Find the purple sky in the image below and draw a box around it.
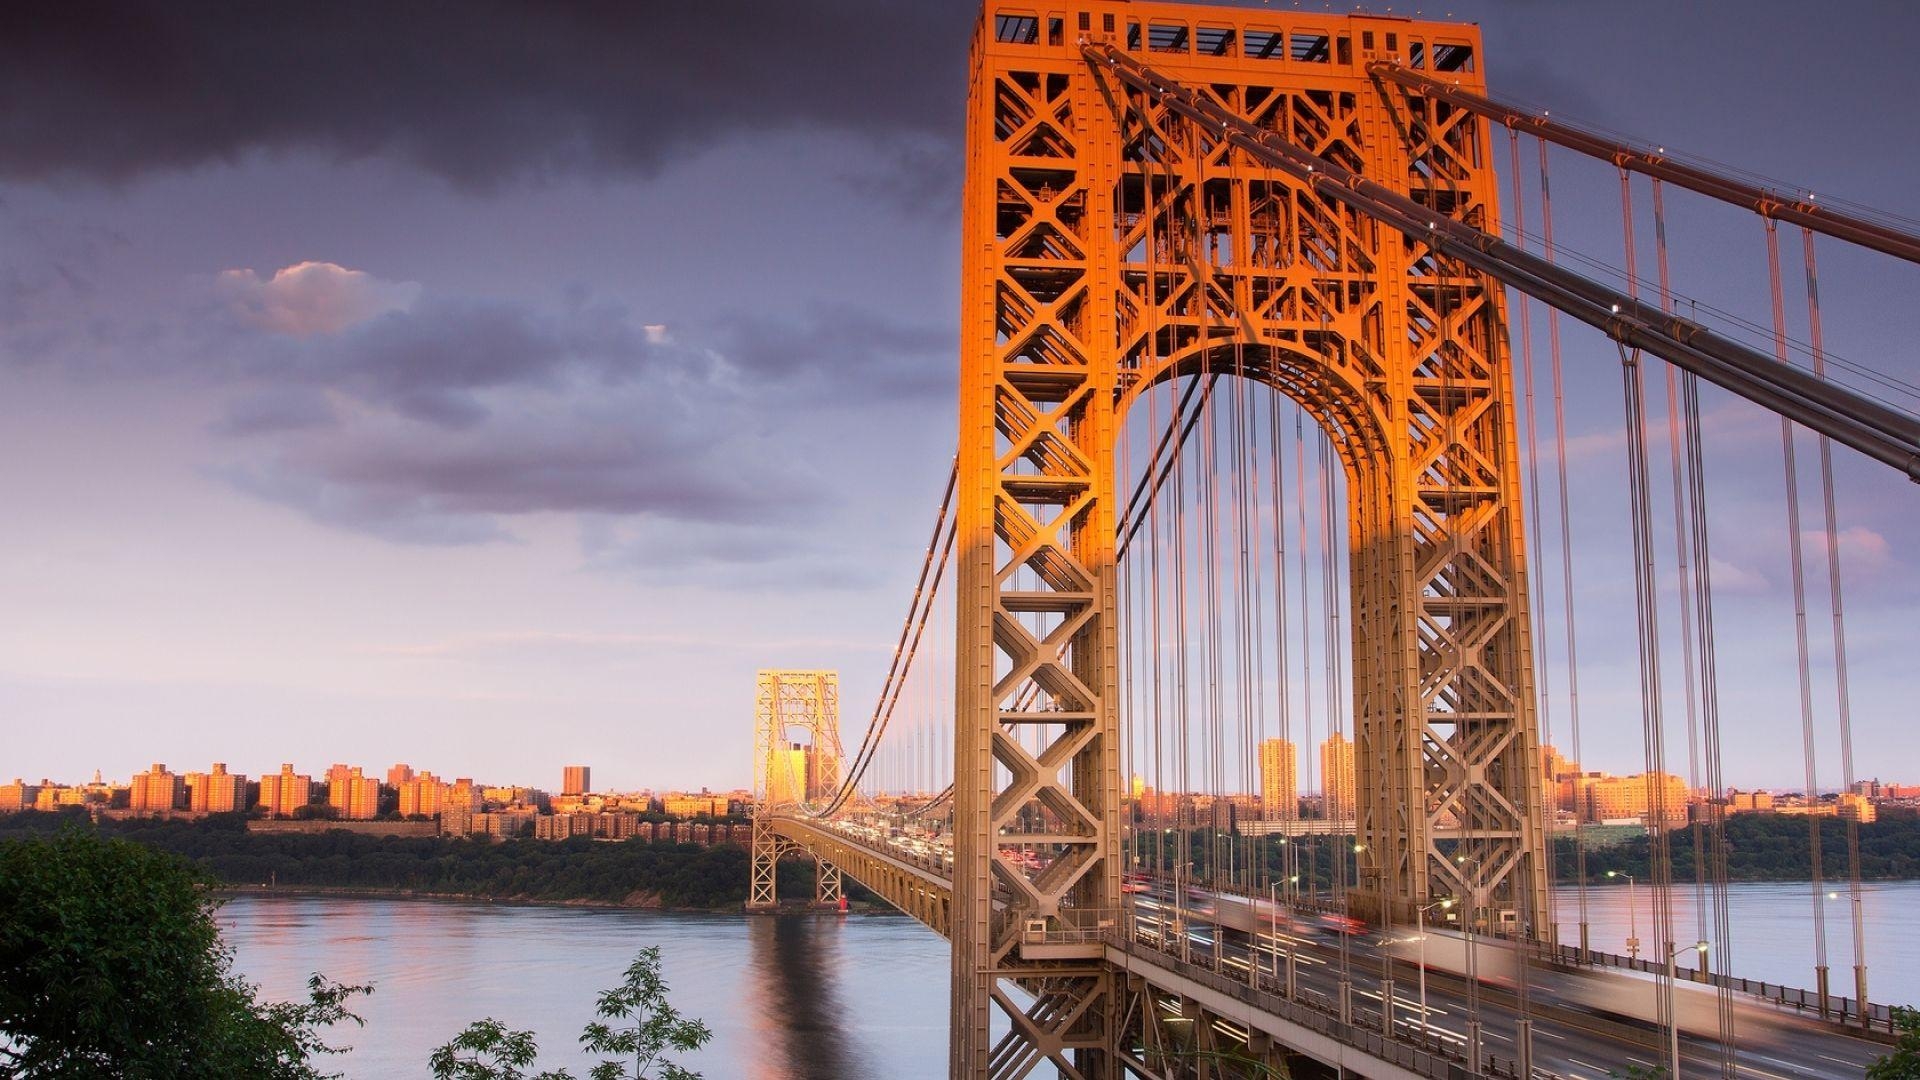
[1,1,1916,794]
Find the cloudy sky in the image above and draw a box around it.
[1,1,1915,794]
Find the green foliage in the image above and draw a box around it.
[427,948,710,1080]
[0,811,873,909]
[579,947,712,1080]
[1869,1007,1920,1079]
[429,1018,576,1080]
[0,828,369,1078]
[1607,1066,1668,1079]
[1556,808,1920,883]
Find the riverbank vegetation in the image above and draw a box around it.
[0,811,861,911]
[1555,808,1920,883]
[0,829,370,1077]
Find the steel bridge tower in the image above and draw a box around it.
[749,669,845,910]
[954,3,1547,1073]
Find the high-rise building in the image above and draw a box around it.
[387,763,415,787]
[1320,735,1356,822]
[1129,774,1146,800]
[328,767,380,820]
[130,763,186,814]
[0,778,39,812]
[1838,792,1878,823]
[1258,738,1298,821]
[188,763,247,813]
[442,778,482,836]
[562,765,591,796]
[767,744,809,806]
[1540,745,1577,813]
[1581,772,1688,827]
[259,764,313,817]
[398,772,444,818]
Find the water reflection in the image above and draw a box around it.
[223,897,950,1077]
[749,916,866,1080]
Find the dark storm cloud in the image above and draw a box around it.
[208,387,337,436]
[205,283,950,548]
[0,1,973,190]
[713,302,953,404]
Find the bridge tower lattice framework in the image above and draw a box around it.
[749,669,846,910]
[952,3,1549,1075]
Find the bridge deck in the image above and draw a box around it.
[766,814,1891,1080]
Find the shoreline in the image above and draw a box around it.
[213,882,896,916]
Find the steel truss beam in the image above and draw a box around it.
[1094,45,1920,482]
[750,671,846,910]
[1369,61,1920,267]
[957,7,1549,1077]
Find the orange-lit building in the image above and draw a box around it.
[1725,789,1775,813]
[0,778,39,812]
[187,763,247,813]
[1258,738,1298,821]
[259,764,313,817]
[398,772,444,818]
[562,764,591,796]
[1581,772,1688,827]
[329,766,380,821]
[130,763,186,814]
[1320,734,1355,821]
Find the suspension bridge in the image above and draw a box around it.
[748,3,1917,1077]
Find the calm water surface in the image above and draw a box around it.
[1550,878,1920,1005]
[223,881,1920,1077]
[221,897,948,1078]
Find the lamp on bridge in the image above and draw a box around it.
[1413,898,1455,1040]
[1826,889,1871,1027]
[1663,940,1710,1080]
[1606,870,1642,960]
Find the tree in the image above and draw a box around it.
[1870,1007,1920,1079]
[0,827,369,1078]
[429,1019,576,1080]
[579,947,713,1080]
[428,947,710,1080]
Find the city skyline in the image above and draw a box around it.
[1,1,1916,793]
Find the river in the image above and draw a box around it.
[221,881,1920,1077]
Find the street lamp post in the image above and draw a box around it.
[1607,870,1641,960]
[1665,940,1709,1079]
[1827,889,1870,1027]
[1414,899,1455,1040]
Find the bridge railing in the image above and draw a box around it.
[1110,914,1533,1080]
[1548,942,1895,1033]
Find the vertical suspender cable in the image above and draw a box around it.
[1618,168,1679,1069]
[1801,227,1868,1022]
[1506,125,1558,940]
[1680,291,1739,1073]
[1652,180,1713,982]
[1270,374,1297,905]
[1537,138,1592,961]
[1296,410,1317,909]
[1766,220,1831,1012]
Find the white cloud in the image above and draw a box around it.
[1804,525,1894,574]
[1706,556,1770,594]
[217,260,420,337]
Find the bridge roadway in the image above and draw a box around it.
[767,815,1888,1079]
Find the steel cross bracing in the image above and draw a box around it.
[749,670,847,910]
[760,821,1891,1080]
[751,3,1920,1077]
[949,5,1555,1075]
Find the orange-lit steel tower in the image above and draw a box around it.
[955,3,1546,1073]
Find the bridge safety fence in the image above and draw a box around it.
[1547,942,1895,1033]
[1114,921,1538,1079]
